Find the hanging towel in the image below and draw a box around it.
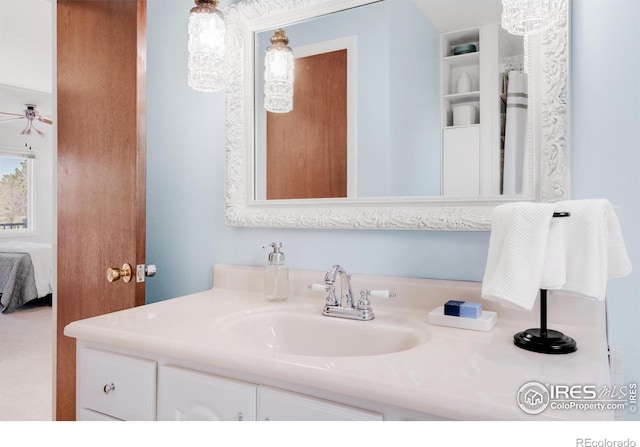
[502,71,528,195]
[481,199,632,311]
[481,202,557,310]
[547,199,632,300]
[539,215,567,290]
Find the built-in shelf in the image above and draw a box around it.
[440,24,525,197]
[442,91,481,105]
[442,51,480,68]
[441,27,483,195]
[441,27,481,129]
[446,123,480,130]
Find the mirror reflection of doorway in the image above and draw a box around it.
[266,49,347,200]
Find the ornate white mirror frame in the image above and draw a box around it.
[224,0,569,230]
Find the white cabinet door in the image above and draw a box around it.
[442,126,480,196]
[257,386,382,421]
[77,348,156,421]
[157,366,257,421]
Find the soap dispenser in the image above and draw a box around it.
[263,242,289,302]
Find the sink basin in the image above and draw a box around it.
[215,307,426,357]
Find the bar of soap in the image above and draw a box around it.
[460,302,482,319]
[444,300,482,319]
[444,300,465,316]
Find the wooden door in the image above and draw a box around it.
[266,50,347,199]
[56,0,146,421]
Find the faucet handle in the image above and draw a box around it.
[309,283,329,292]
[309,283,339,306]
[357,289,395,312]
[369,289,397,299]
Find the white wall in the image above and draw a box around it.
[0,0,54,244]
[0,0,53,92]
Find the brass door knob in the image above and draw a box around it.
[107,263,132,283]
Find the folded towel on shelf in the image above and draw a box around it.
[481,199,632,311]
[481,202,557,310]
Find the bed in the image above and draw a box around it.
[0,242,53,313]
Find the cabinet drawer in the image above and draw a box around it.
[257,387,383,421]
[78,348,156,421]
[77,408,122,421]
[157,366,256,421]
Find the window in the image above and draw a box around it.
[0,151,34,232]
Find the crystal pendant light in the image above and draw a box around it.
[501,0,551,72]
[188,0,225,92]
[264,29,294,113]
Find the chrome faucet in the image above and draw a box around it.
[323,264,355,309]
[309,265,396,321]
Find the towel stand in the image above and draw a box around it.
[513,212,578,354]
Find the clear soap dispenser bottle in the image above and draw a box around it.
[263,242,289,302]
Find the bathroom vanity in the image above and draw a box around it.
[64,264,614,421]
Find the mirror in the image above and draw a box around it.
[224,0,569,230]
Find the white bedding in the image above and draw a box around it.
[0,241,52,298]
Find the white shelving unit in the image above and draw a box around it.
[441,28,480,129]
[440,25,502,196]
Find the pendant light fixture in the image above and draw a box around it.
[264,29,294,113]
[501,0,551,72]
[188,0,226,92]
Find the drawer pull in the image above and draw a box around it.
[237,411,244,421]
[103,383,116,395]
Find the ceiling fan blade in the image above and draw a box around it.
[0,111,23,117]
[37,116,53,125]
[0,117,23,124]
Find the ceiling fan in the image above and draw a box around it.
[0,104,52,137]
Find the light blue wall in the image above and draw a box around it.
[147,0,639,420]
[388,0,440,196]
[571,0,640,420]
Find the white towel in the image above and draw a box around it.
[481,202,557,310]
[548,199,632,300]
[481,200,632,311]
[539,215,567,289]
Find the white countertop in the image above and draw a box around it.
[64,264,615,421]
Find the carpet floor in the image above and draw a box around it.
[0,299,53,421]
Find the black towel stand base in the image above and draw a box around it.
[513,328,577,354]
[513,289,577,354]
[513,212,577,355]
